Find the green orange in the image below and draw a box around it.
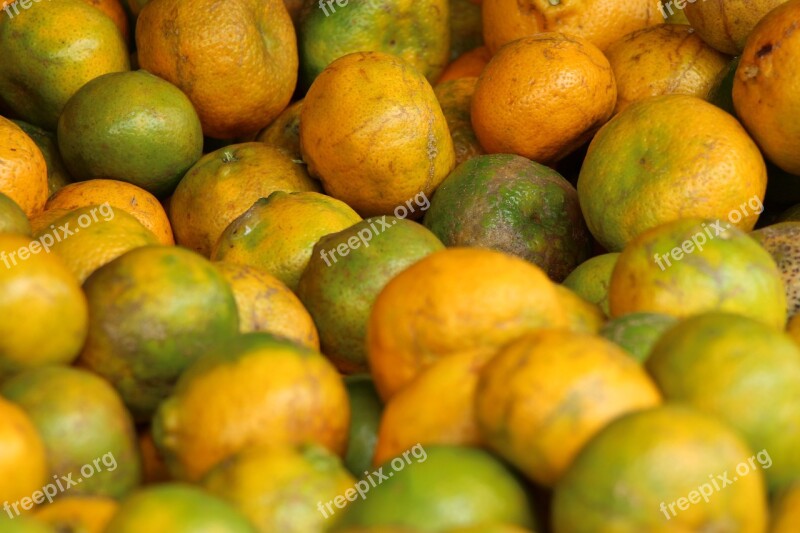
[343,375,383,477]
[0,191,31,236]
[562,253,620,316]
[599,312,678,363]
[12,121,73,196]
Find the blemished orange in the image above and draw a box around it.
[169,142,319,257]
[482,0,661,53]
[300,51,455,217]
[46,179,174,245]
[0,116,48,217]
[438,46,492,84]
[471,33,616,164]
[213,261,320,350]
[605,23,729,114]
[255,100,304,162]
[684,0,789,55]
[733,0,800,175]
[476,329,662,487]
[372,351,492,467]
[367,248,568,400]
[136,0,297,139]
[578,95,767,252]
[433,78,485,166]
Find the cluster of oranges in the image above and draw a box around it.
[2,0,800,531]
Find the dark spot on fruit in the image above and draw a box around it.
[757,44,773,58]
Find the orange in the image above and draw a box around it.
[684,0,789,54]
[34,496,119,533]
[476,329,661,487]
[46,179,173,245]
[751,222,800,318]
[152,333,349,481]
[300,52,455,217]
[201,444,355,531]
[562,253,620,316]
[433,78,485,166]
[482,0,661,53]
[552,406,768,532]
[554,285,606,334]
[0,0,130,130]
[647,312,800,491]
[255,100,304,162]
[212,191,362,291]
[136,0,297,139]
[471,33,616,164]
[0,397,48,509]
[0,234,88,378]
[57,70,204,197]
[34,205,160,283]
[12,120,74,197]
[605,24,729,114]
[77,245,240,422]
[438,46,492,84]
[104,484,256,533]
[733,0,800,175]
[170,143,319,257]
[297,0,450,87]
[578,95,767,251]
[372,351,491,467]
[367,248,568,400]
[0,191,32,236]
[0,117,48,217]
[81,0,130,42]
[213,261,320,350]
[609,218,787,329]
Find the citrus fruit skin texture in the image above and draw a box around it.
[684,0,790,55]
[438,46,492,83]
[214,261,320,350]
[300,51,455,217]
[77,245,240,422]
[1,366,142,499]
[578,95,767,252]
[605,23,729,114]
[12,120,74,197]
[647,312,800,492]
[0,0,130,130]
[552,406,768,532]
[599,312,678,363]
[476,329,661,487]
[751,222,800,318]
[337,446,536,531]
[0,191,32,236]
[212,191,361,292]
[472,33,616,165]
[298,0,450,87]
[46,179,174,246]
[57,70,204,198]
[0,397,48,507]
[609,218,787,329]
[136,0,297,139]
[170,142,319,258]
[733,0,800,175]
[367,248,568,400]
[298,217,443,374]
[482,0,661,53]
[104,484,257,533]
[423,154,590,282]
[562,253,620,316]
[33,496,119,533]
[0,233,88,378]
[201,444,355,533]
[433,78,486,166]
[152,333,349,482]
[0,117,48,217]
[255,100,304,161]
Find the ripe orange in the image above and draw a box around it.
[433,78,485,166]
[476,329,661,487]
[300,52,455,217]
[482,0,661,53]
[136,0,297,139]
[733,0,800,175]
[46,179,173,246]
[472,33,616,164]
[438,46,492,84]
[605,24,729,114]
[0,397,48,508]
[684,0,789,54]
[254,100,304,161]
[367,248,567,399]
[0,117,48,217]
[578,95,767,251]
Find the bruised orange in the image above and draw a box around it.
[136,0,297,139]
[684,0,789,54]
[472,33,616,164]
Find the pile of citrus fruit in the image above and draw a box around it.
[2,0,800,530]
